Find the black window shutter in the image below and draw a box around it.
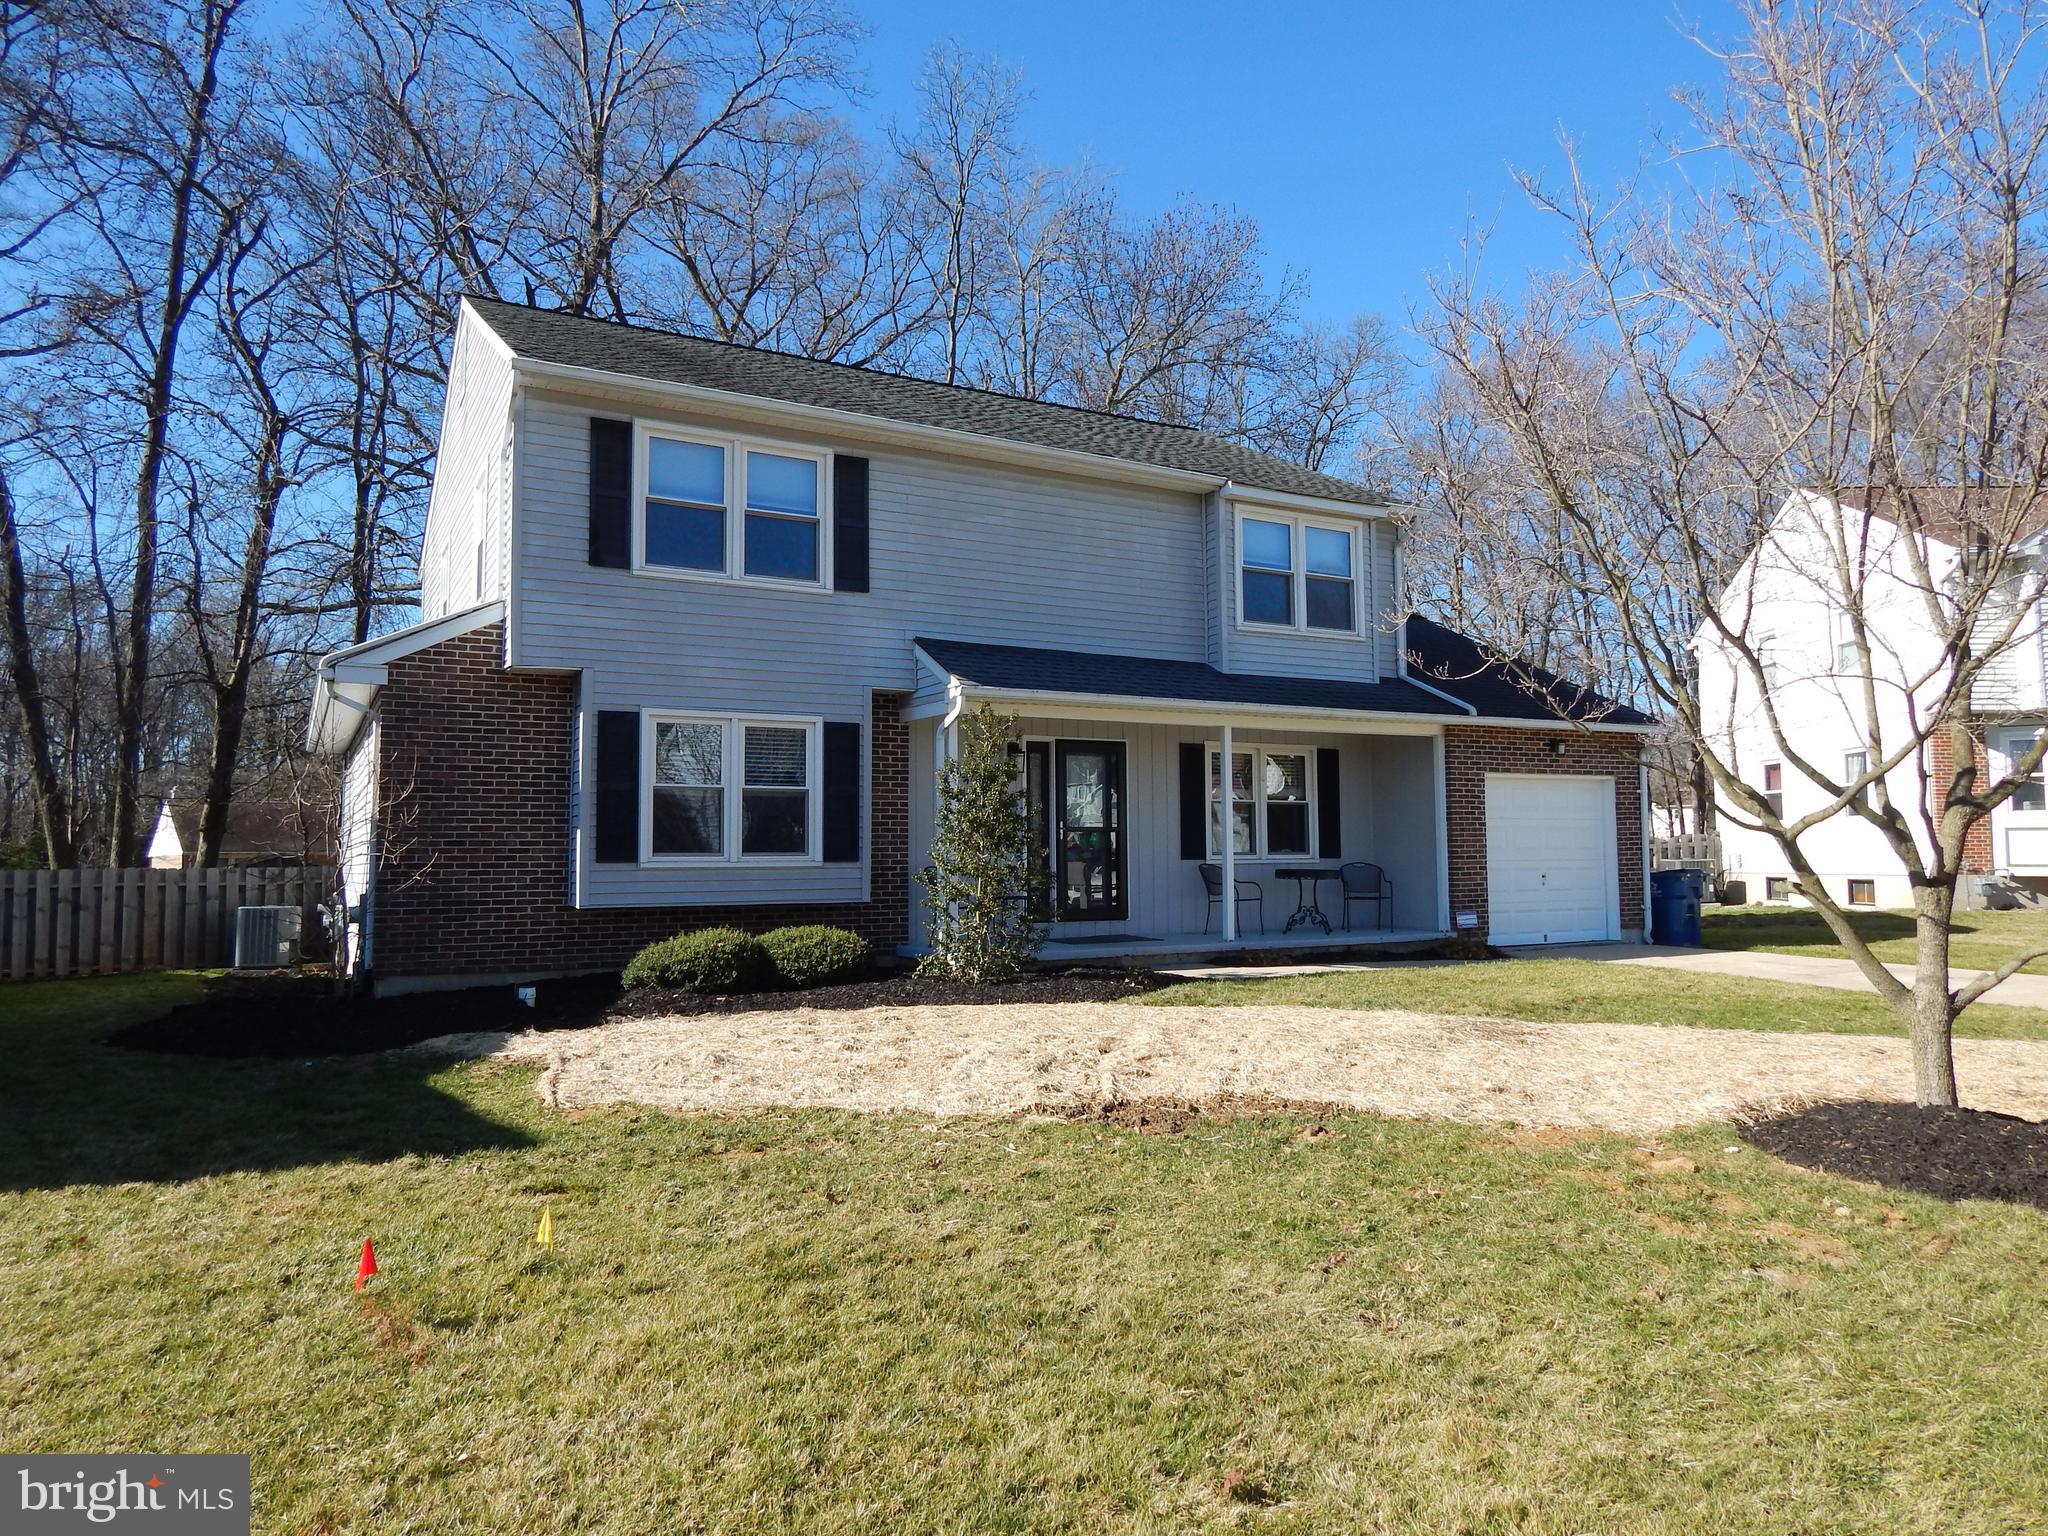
[594,710,639,863]
[1316,747,1342,859]
[832,455,869,592]
[822,721,861,862]
[589,417,632,569]
[1179,742,1206,860]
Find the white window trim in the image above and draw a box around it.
[632,421,834,593]
[1234,507,1367,639]
[1204,741,1317,861]
[1995,726,2048,814]
[641,709,823,866]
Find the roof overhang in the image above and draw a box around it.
[908,640,1655,736]
[306,601,505,755]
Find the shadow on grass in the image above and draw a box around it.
[0,983,535,1191]
[1739,1100,2048,1208]
[1705,909,1920,949]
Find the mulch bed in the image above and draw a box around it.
[107,965,1160,1060]
[609,966,1158,1019]
[1740,1099,2048,1208]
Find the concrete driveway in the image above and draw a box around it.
[1529,943,2048,1011]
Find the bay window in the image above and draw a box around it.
[1237,508,1362,635]
[645,712,819,862]
[638,425,829,588]
[1208,744,1314,858]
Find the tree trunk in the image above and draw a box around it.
[0,468,75,867]
[1910,888,1961,1108]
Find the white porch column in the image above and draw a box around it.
[1220,721,1237,941]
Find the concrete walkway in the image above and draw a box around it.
[1529,942,2048,1010]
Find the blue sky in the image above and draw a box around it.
[850,0,1744,325]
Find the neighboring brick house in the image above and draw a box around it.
[310,298,1653,993]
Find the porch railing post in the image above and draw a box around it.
[1220,722,1237,942]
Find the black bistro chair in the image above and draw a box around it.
[1199,862,1265,935]
[1339,861,1393,931]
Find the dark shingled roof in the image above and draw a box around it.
[465,296,1385,507]
[1403,614,1655,725]
[915,636,1470,718]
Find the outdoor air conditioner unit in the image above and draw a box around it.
[234,905,303,969]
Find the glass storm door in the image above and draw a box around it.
[1054,741,1126,921]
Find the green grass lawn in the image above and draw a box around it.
[1704,903,2048,976]
[1146,956,2048,1040]
[4,973,2048,1532]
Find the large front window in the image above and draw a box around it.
[1208,744,1314,858]
[1237,510,1361,635]
[640,426,829,587]
[645,712,818,861]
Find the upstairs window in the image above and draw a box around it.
[744,451,820,582]
[1762,760,1784,819]
[1844,749,1870,809]
[645,437,727,572]
[639,427,828,588]
[1241,518,1293,626]
[1757,632,1781,692]
[1237,510,1363,636]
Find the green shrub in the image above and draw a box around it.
[761,925,872,989]
[620,927,771,993]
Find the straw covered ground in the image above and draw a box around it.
[417,1001,2048,1133]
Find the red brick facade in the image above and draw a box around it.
[365,622,910,986]
[1926,725,1995,872]
[1442,725,1646,943]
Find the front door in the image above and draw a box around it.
[1053,740,1126,921]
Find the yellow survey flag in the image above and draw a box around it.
[535,1205,553,1249]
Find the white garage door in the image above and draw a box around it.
[1484,774,1620,946]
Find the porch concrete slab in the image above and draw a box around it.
[1521,942,2048,1011]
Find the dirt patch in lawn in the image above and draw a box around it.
[1739,1100,2048,1208]
[107,967,1156,1058]
[1033,1091,1346,1134]
[429,1002,2048,1135]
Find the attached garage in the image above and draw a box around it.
[1483,773,1622,946]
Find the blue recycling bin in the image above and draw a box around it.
[1649,869,1702,946]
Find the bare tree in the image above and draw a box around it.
[1417,0,2048,1105]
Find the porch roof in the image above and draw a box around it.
[914,636,1470,720]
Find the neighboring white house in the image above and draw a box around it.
[1698,488,2048,908]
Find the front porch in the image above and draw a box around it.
[1036,923,1449,965]
[906,638,1464,964]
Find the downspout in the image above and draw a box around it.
[1639,760,1654,941]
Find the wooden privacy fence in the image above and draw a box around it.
[0,866,338,981]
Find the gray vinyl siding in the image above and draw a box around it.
[907,715,1441,946]
[420,318,515,621]
[1371,524,1400,677]
[1218,501,1386,681]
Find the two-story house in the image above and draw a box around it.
[1700,488,2048,909]
[307,298,1653,993]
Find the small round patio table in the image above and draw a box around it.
[1274,866,1341,935]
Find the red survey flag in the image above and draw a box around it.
[355,1239,378,1290]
